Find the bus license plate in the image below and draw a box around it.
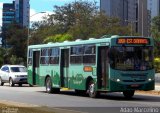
[131,84,139,87]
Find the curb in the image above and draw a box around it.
[136,90,160,95]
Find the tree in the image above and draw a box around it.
[43,34,73,43]
[30,0,131,44]
[0,48,6,66]
[151,16,160,57]
[5,23,27,64]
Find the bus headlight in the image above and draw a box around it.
[116,79,121,82]
[148,78,152,81]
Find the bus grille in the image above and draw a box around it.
[121,73,146,77]
[123,80,146,82]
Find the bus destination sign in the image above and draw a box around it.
[117,38,149,45]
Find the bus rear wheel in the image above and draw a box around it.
[45,77,60,94]
[123,90,135,99]
[88,81,98,98]
[46,77,54,93]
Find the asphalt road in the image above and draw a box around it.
[0,84,160,113]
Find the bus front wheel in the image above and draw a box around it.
[123,90,135,99]
[45,77,54,93]
[88,81,98,98]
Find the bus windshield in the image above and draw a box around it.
[109,46,154,71]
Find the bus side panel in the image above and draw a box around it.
[27,66,33,85]
[39,65,60,87]
[69,65,86,90]
[51,65,60,87]
[39,66,49,86]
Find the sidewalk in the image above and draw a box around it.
[155,83,160,91]
[155,73,160,91]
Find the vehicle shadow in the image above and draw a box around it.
[3,84,32,87]
[37,90,160,102]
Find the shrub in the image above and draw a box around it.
[154,57,160,73]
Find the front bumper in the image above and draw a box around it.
[13,77,28,84]
[109,80,155,92]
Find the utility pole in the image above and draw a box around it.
[125,20,138,36]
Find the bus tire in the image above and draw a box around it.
[87,80,98,98]
[45,77,54,93]
[19,83,22,87]
[123,90,135,99]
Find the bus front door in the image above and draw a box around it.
[32,51,40,85]
[97,46,109,89]
[60,49,69,88]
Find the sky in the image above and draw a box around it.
[0,0,99,26]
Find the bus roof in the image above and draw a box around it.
[28,35,153,49]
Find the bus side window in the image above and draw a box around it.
[83,45,96,64]
[50,48,59,64]
[40,48,49,65]
[70,46,83,64]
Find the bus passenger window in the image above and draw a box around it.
[83,45,96,64]
[70,46,83,64]
[50,48,59,64]
[40,48,49,65]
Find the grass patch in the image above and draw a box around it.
[136,90,160,95]
[0,103,55,113]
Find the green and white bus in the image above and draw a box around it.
[27,35,155,98]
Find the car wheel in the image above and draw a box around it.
[9,78,14,87]
[19,83,22,87]
[0,77,4,86]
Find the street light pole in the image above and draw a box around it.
[125,20,138,36]
[142,0,144,36]
[27,12,46,47]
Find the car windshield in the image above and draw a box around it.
[10,67,27,72]
[109,46,154,71]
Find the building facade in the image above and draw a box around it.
[2,1,15,47]
[2,0,30,47]
[100,0,149,37]
[100,0,137,25]
[137,0,149,37]
[2,2,15,27]
[15,0,30,27]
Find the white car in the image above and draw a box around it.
[0,65,27,87]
